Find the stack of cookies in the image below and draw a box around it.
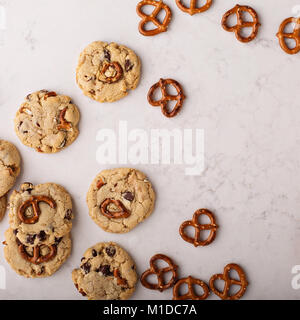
[0,139,21,221]
[3,182,74,278]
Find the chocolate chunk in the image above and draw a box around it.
[55,237,63,245]
[98,265,113,276]
[26,234,36,245]
[81,262,91,274]
[64,209,72,220]
[38,231,46,241]
[92,249,97,257]
[104,49,111,61]
[105,246,116,257]
[122,191,134,202]
[125,60,133,72]
[13,229,18,235]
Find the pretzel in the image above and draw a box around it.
[147,78,185,118]
[276,17,300,55]
[140,254,178,291]
[173,276,210,300]
[114,269,128,287]
[57,107,72,131]
[100,62,123,83]
[44,91,57,100]
[18,196,56,224]
[18,243,57,265]
[209,263,248,300]
[221,5,260,43]
[179,209,218,247]
[175,0,212,16]
[96,177,106,189]
[137,0,172,36]
[100,199,130,219]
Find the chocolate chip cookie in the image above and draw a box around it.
[0,139,21,197]
[76,41,141,103]
[0,195,7,221]
[86,168,155,233]
[14,90,80,153]
[72,242,137,300]
[4,228,71,278]
[9,182,74,246]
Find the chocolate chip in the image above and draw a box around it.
[13,229,18,235]
[131,265,135,270]
[105,246,116,257]
[64,209,72,220]
[92,249,97,257]
[89,89,95,95]
[81,257,85,262]
[38,267,45,275]
[98,265,113,276]
[38,231,46,241]
[81,262,91,274]
[16,238,22,246]
[26,234,36,245]
[55,237,63,245]
[23,131,28,134]
[125,60,133,72]
[122,191,134,202]
[36,122,40,127]
[104,49,111,61]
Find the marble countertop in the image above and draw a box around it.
[0,0,299,300]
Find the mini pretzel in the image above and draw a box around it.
[140,254,178,292]
[18,196,56,224]
[173,276,210,300]
[209,263,248,300]
[221,5,260,43]
[100,199,130,219]
[175,0,212,16]
[137,0,172,36]
[276,17,300,55]
[148,78,185,118]
[57,107,72,131]
[179,209,218,247]
[18,243,57,265]
[100,62,123,83]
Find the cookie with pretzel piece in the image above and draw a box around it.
[87,168,155,233]
[9,182,74,246]
[76,41,141,103]
[0,139,21,197]
[3,228,71,278]
[14,90,80,153]
[72,242,137,300]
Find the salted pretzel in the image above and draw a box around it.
[175,0,212,16]
[140,254,178,291]
[100,61,123,83]
[100,199,130,219]
[173,276,210,300]
[137,0,172,36]
[147,78,185,118]
[179,209,218,247]
[221,5,260,43]
[18,243,57,265]
[18,196,56,224]
[209,263,248,300]
[276,17,300,55]
[57,107,72,131]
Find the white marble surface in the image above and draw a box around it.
[0,0,299,300]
